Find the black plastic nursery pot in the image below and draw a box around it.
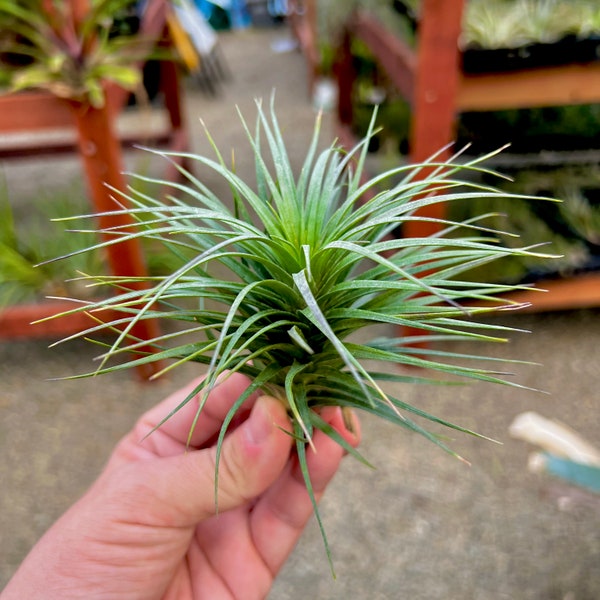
[461,35,600,74]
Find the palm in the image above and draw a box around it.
[92,374,356,600]
[174,476,298,600]
[1,374,358,600]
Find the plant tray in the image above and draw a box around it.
[462,35,600,74]
[0,300,121,340]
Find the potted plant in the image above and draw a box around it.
[45,101,551,566]
[461,0,600,73]
[0,0,150,105]
[0,0,167,372]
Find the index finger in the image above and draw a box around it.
[137,372,259,454]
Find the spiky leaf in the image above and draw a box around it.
[42,102,554,568]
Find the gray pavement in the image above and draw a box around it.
[1,26,600,599]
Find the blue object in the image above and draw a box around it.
[229,0,251,28]
[195,0,251,29]
[542,453,600,493]
[194,0,215,19]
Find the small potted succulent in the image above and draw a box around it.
[45,101,550,565]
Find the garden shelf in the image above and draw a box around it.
[296,0,600,312]
[0,300,120,340]
[0,300,161,380]
[0,0,191,378]
[462,35,600,75]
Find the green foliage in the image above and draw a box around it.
[0,0,154,106]
[45,102,552,567]
[560,187,600,246]
[463,0,600,49]
[0,180,105,307]
[503,166,600,251]
[0,170,188,308]
[447,164,600,282]
[458,104,600,155]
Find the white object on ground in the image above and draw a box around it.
[509,411,600,466]
[312,78,337,112]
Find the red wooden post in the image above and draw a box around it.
[335,28,356,128]
[67,0,162,379]
[69,100,163,380]
[401,1,465,344]
[406,0,465,238]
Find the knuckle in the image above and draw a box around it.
[213,442,254,504]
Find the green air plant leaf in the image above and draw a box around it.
[43,101,554,571]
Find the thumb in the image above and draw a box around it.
[135,395,294,526]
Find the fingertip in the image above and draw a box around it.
[245,395,291,446]
[319,406,361,448]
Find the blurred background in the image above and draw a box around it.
[1,2,599,598]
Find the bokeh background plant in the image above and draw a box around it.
[0,0,153,106]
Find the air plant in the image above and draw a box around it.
[0,0,152,107]
[44,101,552,568]
[559,187,600,247]
[462,0,600,50]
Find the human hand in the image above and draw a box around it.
[2,372,360,600]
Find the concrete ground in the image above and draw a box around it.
[1,25,599,599]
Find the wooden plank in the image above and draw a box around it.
[352,10,416,101]
[0,122,175,160]
[457,62,600,112]
[497,272,600,312]
[0,92,73,132]
[0,301,121,340]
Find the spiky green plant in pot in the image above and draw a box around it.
[44,101,551,566]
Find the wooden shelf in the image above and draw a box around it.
[327,0,600,312]
[457,62,600,112]
[0,0,190,378]
[0,301,121,340]
[463,272,600,313]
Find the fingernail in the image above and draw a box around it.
[245,397,274,445]
[341,407,356,434]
